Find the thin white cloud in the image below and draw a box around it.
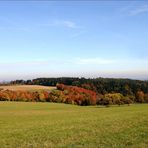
[74,58,115,65]
[1,58,148,68]
[71,57,148,67]
[129,5,148,16]
[40,20,77,29]
[62,21,77,28]
[0,58,148,81]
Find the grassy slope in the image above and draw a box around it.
[0,85,56,91]
[0,102,147,148]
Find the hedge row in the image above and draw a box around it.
[0,84,147,106]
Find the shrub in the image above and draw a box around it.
[96,94,104,105]
[98,93,125,106]
[56,84,97,105]
[101,97,112,106]
[121,97,133,105]
[144,94,148,103]
[136,91,145,103]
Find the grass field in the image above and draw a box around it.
[0,102,147,148]
[0,85,56,91]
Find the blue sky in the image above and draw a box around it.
[0,1,148,81]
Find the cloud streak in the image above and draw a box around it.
[40,20,77,29]
[62,20,77,28]
[129,5,148,16]
[0,58,148,81]
[1,58,148,67]
[74,58,115,65]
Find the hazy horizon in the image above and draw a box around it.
[0,1,148,81]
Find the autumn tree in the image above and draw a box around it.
[136,91,145,103]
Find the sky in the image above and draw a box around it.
[0,1,148,81]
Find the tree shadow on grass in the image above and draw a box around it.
[94,104,132,108]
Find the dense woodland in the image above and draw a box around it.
[10,77,148,95]
[0,77,147,106]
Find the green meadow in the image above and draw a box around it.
[0,102,147,148]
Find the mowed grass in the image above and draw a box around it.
[0,85,56,91]
[0,102,147,148]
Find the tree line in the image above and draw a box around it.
[0,83,147,106]
[7,77,148,105]
[10,77,148,95]
[0,84,96,106]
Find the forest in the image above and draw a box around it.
[0,77,145,106]
[10,77,148,95]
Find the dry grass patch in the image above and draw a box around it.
[0,85,56,91]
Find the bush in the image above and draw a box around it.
[121,97,133,105]
[56,84,97,105]
[136,91,145,103]
[105,93,123,105]
[144,94,148,103]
